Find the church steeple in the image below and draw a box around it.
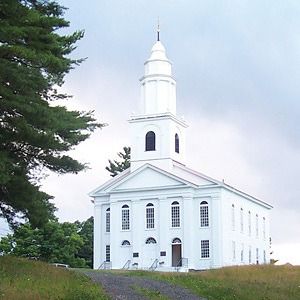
[139,35,176,116]
[129,33,188,171]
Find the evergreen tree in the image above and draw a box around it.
[106,146,131,177]
[0,0,103,228]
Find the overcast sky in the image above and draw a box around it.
[2,0,299,264]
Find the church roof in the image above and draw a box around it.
[89,162,272,209]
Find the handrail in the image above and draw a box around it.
[122,260,131,270]
[175,257,188,271]
[98,261,112,270]
[149,258,159,271]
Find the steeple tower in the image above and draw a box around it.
[129,31,188,171]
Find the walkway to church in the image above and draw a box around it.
[82,270,205,300]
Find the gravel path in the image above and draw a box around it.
[82,271,205,300]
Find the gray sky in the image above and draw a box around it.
[3,0,299,264]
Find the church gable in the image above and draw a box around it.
[109,165,193,192]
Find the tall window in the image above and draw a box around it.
[263,217,266,240]
[171,201,180,227]
[200,201,209,227]
[232,241,236,260]
[232,204,235,231]
[175,133,179,153]
[201,240,210,258]
[145,131,156,151]
[105,245,110,262]
[146,203,155,229]
[263,250,266,264]
[122,204,130,230]
[240,208,244,233]
[256,214,259,238]
[106,208,110,233]
[248,211,251,236]
[256,248,259,264]
[241,243,244,262]
[249,246,252,264]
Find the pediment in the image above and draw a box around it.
[108,165,193,192]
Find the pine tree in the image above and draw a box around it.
[106,147,131,177]
[0,0,103,228]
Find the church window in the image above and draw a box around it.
[249,246,252,264]
[200,201,209,227]
[263,217,266,240]
[122,204,130,230]
[146,203,155,229]
[201,240,210,258]
[256,214,259,238]
[145,131,156,151]
[175,133,179,153]
[121,240,131,246]
[171,201,180,227]
[105,245,110,262]
[248,211,251,236]
[240,208,244,233]
[241,243,244,262]
[231,204,235,231]
[106,208,110,233]
[172,238,182,244]
[256,248,259,264]
[232,241,236,260]
[145,237,157,244]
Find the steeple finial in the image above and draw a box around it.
[157,17,160,41]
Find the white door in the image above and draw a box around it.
[142,244,157,268]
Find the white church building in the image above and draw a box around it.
[89,33,272,271]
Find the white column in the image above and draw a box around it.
[93,203,102,269]
[183,196,194,269]
[110,201,119,269]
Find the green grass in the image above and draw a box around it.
[0,256,109,300]
[126,265,300,300]
[85,264,300,300]
[131,285,169,299]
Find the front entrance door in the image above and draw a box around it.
[172,244,182,267]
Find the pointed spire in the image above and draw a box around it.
[157,17,160,41]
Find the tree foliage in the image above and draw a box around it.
[0,0,103,228]
[105,146,130,177]
[0,217,94,268]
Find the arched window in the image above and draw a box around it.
[121,240,131,246]
[172,238,182,244]
[122,204,130,230]
[256,214,259,238]
[240,208,244,233]
[171,201,180,228]
[200,201,209,227]
[146,203,154,229]
[145,131,156,151]
[248,211,251,236]
[106,208,110,233]
[175,133,179,153]
[145,237,157,244]
[231,204,235,231]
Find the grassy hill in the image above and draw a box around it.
[0,256,108,300]
[128,264,300,300]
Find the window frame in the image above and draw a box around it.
[145,131,156,151]
[175,133,179,153]
[106,208,110,233]
[201,240,210,259]
[145,237,157,244]
[105,245,110,262]
[200,201,209,227]
[121,204,130,231]
[145,203,155,229]
[171,201,180,228]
